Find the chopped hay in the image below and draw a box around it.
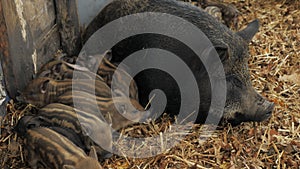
[1,0,299,168]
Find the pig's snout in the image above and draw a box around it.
[223,90,275,126]
[255,99,274,122]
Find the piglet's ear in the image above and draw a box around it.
[89,146,98,161]
[40,79,50,94]
[237,19,260,43]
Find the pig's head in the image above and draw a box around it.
[18,78,56,107]
[217,20,274,125]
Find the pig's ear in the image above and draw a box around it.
[215,45,230,62]
[40,79,50,94]
[237,19,259,43]
[89,146,98,161]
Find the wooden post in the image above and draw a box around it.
[55,0,82,56]
[0,0,60,99]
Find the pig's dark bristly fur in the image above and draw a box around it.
[83,0,274,125]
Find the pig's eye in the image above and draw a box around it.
[227,75,243,89]
[27,122,38,129]
[232,77,243,89]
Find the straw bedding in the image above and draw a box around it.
[0,0,299,168]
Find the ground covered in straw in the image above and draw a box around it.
[0,0,299,168]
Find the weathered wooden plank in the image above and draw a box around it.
[0,0,33,98]
[22,0,56,41]
[35,25,60,70]
[0,0,60,99]
[55,0,82,56]
[0,1,11,99]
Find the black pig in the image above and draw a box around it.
[82,0,274,125]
